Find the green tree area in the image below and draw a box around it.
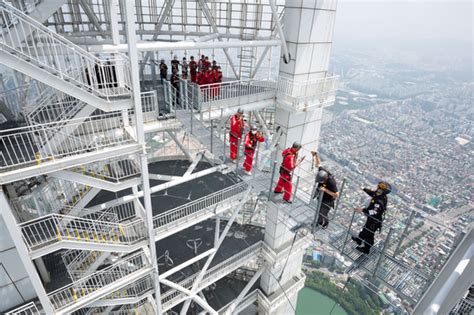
[304,270,384,315]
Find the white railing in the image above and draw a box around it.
[161,241,264,310]
[109,298,152,315]
[136,90,159,123]
[73,155,141,184]
[0,2,132,100]
[3,0,39,14]
[153,181,249,231]
[48,251,150,311]
[5,301,40,315]
[14,177,91,217]
[19,213,147,252]
[106,274,154,300]
[0,81,42,119]
[276,74,338,109]
[0,112,133,171]
[26,91,86,125]
[197,79,276,111]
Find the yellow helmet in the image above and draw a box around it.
[377,181,392,194]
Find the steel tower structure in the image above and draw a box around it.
[0,1,471,314]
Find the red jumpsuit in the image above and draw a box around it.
[243,131,264,172]
[189,60,198,83]
[229,114,244,161]
[211,69,223,98]
[274,148,297,202]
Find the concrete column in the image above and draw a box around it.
[275,0,337,155]
[259,203,305,315]
[259,1,338,313]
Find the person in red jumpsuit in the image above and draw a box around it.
[243,125,265,175]
[274,142,304,203]
[229,108,245,162]
[189,56,198,83]
[203,56,211,69]
[210,66,223,98]
[198,54,205,71]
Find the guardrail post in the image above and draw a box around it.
[341,208,357,254]
[393,210,415,257]
[210,120,214,154]
[267,161,277,201]
[190,96,194,134]
[293,176,300,200]
[311,190,323,234]
[372,227,395,278]
[235,137,241,171]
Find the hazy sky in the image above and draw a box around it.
[333,0,473,44]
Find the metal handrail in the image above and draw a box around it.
[153,181,249,230]
[48,251,150,311]
[5,301,40,315]
[0,2,132,100]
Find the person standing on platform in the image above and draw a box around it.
[229,108,245,163]
[181,57,188,79]
[198,54,205,71]
[352,182,391,254]
[311,151,339,229]
[274,142,304,203]
[212,60,218,70]
[189,56,198,83]
[171,55,180,74]
[159,59,168,84]
[242,125,265,175]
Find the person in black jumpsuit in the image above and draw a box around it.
[352,182,391,254]
[312,151,339,229]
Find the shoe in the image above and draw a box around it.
[283,199,292,204]
[355,246,370,254]
[230,159,237,164]
[273,190,283,194]
[351,236,362,245]
[319,221,329,230]
[243,170,252,176]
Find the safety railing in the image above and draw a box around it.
[105,274,154,300]
[276,74,338,110]
[48,251,150,311]
[108,298,153,315]
[153,181,249,231]
[5,301,40,315]
[26,91,86,125]
[0,112,134,171]
[0,81,42,119]
[3,0,39,14]
[161,241,264,310]
[196,79,276,111]
[0,2,132,100]
[19,212,147,252]
[73,155,141,184]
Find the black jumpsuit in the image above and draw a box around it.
[357,188,387,253]
[313,167,338,229]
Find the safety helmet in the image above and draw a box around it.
[377,181,392,194]
[316,169,329,183]
[292,142,302,150]
[190,56,194,59]
[251,125,258,131]
[237,108,244,114]
[161,59,165,62]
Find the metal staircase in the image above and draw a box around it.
[0,2,132,112]
[51,155,142,192]
[48,251,152,314]
[3,0,68,44]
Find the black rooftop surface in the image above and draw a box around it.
[171,276,259,314]
[87,159,242,217]
[43,250,73,293]
[156,219,264,283]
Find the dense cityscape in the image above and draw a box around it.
[301,45,473,314]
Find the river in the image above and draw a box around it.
[296,287,348,315]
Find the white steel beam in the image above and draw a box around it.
[196,0,239,79]
[159,249,216,280]
[167,130,193,160]
[148,174,182,181]
[226,267,266,314]
[160,279,218,315]
[180,201,245,314]
[88,39,282,53]
[183,152,204,176]
[122,1,162,314]
[269,0,290,63]
[0,189,55,314]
